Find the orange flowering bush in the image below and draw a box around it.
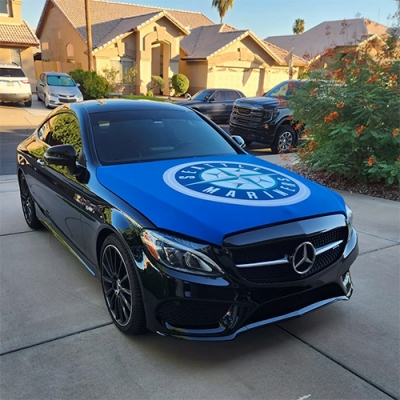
[288,33,400,185]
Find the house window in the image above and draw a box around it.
[0,0,10,15]
[66,44,74,58]
[110,59,134,83]
[10,49,22,66]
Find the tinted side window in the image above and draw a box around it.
[225,91,241,100]
[0,68,26,77]
[44,113,82,155]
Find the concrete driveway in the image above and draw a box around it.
[0,100,399,400]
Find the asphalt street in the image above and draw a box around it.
[0,99,399,400]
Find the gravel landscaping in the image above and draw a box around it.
[289,166,399,202]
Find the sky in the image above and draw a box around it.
[22,0,398,38]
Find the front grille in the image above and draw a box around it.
[233,105,264,123]
[230,226,347,284]
[59,98,77,103]
[244,283,343,325]
[157,300,230,328]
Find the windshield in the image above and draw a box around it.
[90,109,239,165]
[191,89,215,101]
[46,75,76,87]
[264,81,305,100]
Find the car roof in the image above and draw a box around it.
[43,72,72,77]
[201,88,242,91]
[68,99,190,114]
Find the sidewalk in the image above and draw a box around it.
[0,173,399,399]
[1,99,399,398]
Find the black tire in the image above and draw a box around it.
[19,173,42,229]
[37,93,42,102]
[271,125,296,154]
[100,234,146,335]
[24,100,32,107]
[44,95,51,109]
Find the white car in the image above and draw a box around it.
[0,62,32,107]
[36,72,83,109]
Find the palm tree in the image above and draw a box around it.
[212,0,234,23]
[293,18,305,34]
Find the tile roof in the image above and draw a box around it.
[75,10,190,51]
[0,21,39,46]
[263,41,307,67]
[36,0,292,66]
[38,0,214,46]
[181,24,283,64]
[265,18,390,59]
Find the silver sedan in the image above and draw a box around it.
[36,72,83,108]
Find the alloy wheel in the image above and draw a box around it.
[20,175,34,225]
[101,244,133,327]
[278,130,294,152]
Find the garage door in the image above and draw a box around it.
[211,67,261,97]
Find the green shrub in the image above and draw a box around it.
[171,73,189,96]
[101,67,120,92]
[151,75,166,91]
[288,35,400,185]
[69,68,110,100]
[146,91,154,97]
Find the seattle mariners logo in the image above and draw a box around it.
[163,161,310,206]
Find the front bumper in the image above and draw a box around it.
[135,225,359,341]
[47,95,83,108]
[229,121,277,145]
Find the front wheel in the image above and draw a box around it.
[44,95,51,109]
[271,126,296,154]
[19,173,42,229]
[24,99,32,107]
[100,234,146,335]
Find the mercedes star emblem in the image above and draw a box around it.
[292,242,316,274]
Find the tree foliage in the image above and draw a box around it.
[171,74,189,96]
[101,67,120,92]
[151,75,167,90]
[69,68,110,100]
[212,0,234,23]
[293,18,305,34]
[288,35,400,185]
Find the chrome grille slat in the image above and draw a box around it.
[224,216,348,285]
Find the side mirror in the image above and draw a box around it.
[231,135,246,148]
[76,83,80,87]
[44,144,78,174]
[186,93,191,100]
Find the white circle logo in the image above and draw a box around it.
[163,161,310,206]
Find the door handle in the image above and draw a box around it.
[38,159,46,167]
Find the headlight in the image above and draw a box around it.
[263,108,279,122]
[345,203,353,242]
[140,230,223,276]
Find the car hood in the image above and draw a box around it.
[235,96,279,107]
[49,86,81,96]
[96,154,346,245]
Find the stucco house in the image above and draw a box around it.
[265,18,393,67]
[35,0,303,97]
[0,0,39,91]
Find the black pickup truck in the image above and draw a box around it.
[229,80,305,153]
